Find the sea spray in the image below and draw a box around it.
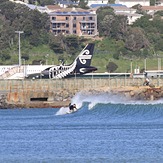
[56,91,163,115]
[55,106,69,115]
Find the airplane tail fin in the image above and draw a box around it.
[75,43,95,68]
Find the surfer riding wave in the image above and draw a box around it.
[69,103,77,112]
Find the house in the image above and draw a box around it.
[85,0,109,7]
[115,0,150,7]
[89,4,143,24]
[49,8,98,37]
[90,3,125,8]
[55,0,79,8]
[9,0,47,13]
[116,12,143,24]
[9,0,29,4]
[141,6,163,15]
[112,5,143,24]
[46,5,62,13]
[25,4,47,13]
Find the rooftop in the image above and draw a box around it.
[141,6,163,10]
[90,3,126,8]
[49,11,93,16]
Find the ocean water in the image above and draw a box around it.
[0,92,163,163]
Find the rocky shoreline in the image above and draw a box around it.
[0,85,163,109]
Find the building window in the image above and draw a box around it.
[52,23,56,28]
[66,17,69,20]
[73,24,76,28]
[57,23,60,28]
[74,17,76,20]
[52,17,56,20]
[73,30,76,34]
[89,17,93,20]
[83,17,85,20]
[66,24,69,28]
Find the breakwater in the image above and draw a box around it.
[0,78,163,108]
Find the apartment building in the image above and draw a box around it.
[49,8,98,37]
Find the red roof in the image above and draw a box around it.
[141,6,163,10]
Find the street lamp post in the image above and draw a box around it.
[15,31,24,66]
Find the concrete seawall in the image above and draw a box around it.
[0,78,163,108]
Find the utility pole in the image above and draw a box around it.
[15,31,24,66]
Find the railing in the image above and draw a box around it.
[0,66,23,79]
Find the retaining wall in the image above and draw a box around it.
[0,78,162,108]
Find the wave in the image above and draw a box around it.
[71,91,163,109]
[55,91,163,117]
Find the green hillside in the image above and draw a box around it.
[10,39,163,73]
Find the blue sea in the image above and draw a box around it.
[0,92,163,163]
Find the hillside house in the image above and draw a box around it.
[112,5,143,24]
[85,0,109,7]
[115,0,150,7]
[89,5,143,24]
[46,5,62,13]
[9,0,29,4]
[49,8,98,37]
[141,6,163,15]
[55,0,79,8]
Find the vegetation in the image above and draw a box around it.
[0,1,163,73]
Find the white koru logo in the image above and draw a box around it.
[79,49,92,64]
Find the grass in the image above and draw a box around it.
[3,39,163,72]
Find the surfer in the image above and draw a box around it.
[143,77,150,86]
[73,104,77,111]
[69,103,77,112]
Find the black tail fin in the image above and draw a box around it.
[75,43,95,68]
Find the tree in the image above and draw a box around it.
[96,6,115,36]
[38,0,54,6]
[64,35,79,55]
[106,62,118,72]
[100,15,115,37]
[78,0,89,9]
[29,30,40,46]
[0,51,11,61]
[0,14,14,49]
[125,27,150,52]
[49,34,64,54]
[110,15,128,40]
[132,15,152,30]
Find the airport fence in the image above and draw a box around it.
[0,78,162,93]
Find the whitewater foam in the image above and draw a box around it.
[55,91,163,115]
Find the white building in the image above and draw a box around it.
[112,5,143,24]
[115,0,150,7]
[116,12,143,24]
[86,0,109,7]
[9,0,29,3]
[141,6,163,15]
[89,4,143,24]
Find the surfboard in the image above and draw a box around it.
[66,108,78,114]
